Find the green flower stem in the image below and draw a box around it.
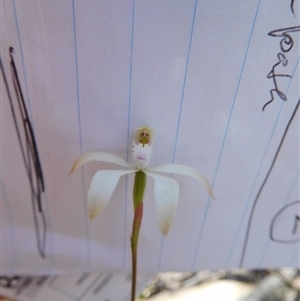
[131,170,146,301]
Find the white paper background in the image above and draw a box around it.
[1,0,299,275]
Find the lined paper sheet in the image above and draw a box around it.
[1,0,299,275]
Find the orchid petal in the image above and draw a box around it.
[70,152,131,174]
[145,171,179,235]
[88,169,135,220]
[150,164,214,199]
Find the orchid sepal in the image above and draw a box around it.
[88,169,136,220]
[145,171,179,236]
[69,151,131,174]
[150,164,215,199]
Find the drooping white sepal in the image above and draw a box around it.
[150,164,214,199]
[145,171,179,235]
[70,152,131,174]
[88,169,135,220]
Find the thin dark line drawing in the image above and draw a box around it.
[239,98,300,267]
[262,53,291,111]
[268,26,300,53]
[263,26,300,110]
[0,47,47,258]
[292,214,300,235]
[290,0,296,16]
[269,200,300,243]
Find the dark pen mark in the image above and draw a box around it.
[268,26,300,53]
[239,99,300,267]
[0,47,47,258]
[293,215,300,234]
[270,200,300,243]
[262,53,291,111]
[292,215,300,235]
[262,26,300,111]
[291,0,296,16]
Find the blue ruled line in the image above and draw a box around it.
[191,0,262,270]
[71,0,90,268]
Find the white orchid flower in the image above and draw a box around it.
[70,126,214,235]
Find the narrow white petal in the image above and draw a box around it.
[150,164,214,199]
[145,171,179,236]
[88,169,135,220]
[70,152,131,174]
